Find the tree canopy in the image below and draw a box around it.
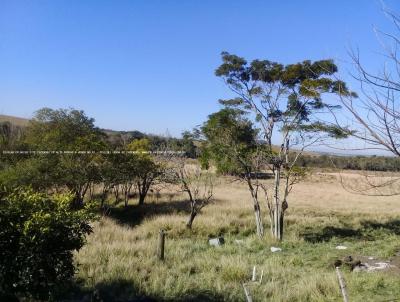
[215,52,356,145]
[201,108,259,174]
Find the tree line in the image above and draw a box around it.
[296,154,400,172]
[0,107,212,300]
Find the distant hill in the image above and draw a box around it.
[0,114,149,146]
[0,114,30,127]
[102,128,146,139]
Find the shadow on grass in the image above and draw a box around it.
[107,199,191,228]
[301,219,400,243]
[361,220,400,235]
[63,279,224,302]
[174,290,225,302]
[92,279,157,302]
[239,172,274,179]
[61,279,156,302]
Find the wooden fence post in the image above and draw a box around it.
[157,229,165,260]
[335,266,349,302]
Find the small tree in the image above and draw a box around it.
[22,108,107,206]
[111,153,137,207]
[201,108,266,236]
[169,158,214,229]
[215,52,354,240]
[181,131,198,158]
[96,154,132,207]
[97,155,115,208]
[128,138,162,205]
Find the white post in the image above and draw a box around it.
[251,266,256,282]
[242,283,253,302]
[335,267,349,302]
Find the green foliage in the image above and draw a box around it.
[2,108,108,205]
[128,138,150,152]
[0,153,105,206]
[0,188,95,300]
[127,138,160,181]
[0,155,60,191]
[107,153,137,183]
[0,108,170,207]
[199,147,211,170]
[215,52,356,138]
[285,122,355,139]
[200,108,259,174]
[25,108,106,151]
[181,131,198,158]
[126,139,163,204]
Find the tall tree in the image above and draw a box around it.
[215,52,354,240]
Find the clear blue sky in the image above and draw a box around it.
[1,0,399,138]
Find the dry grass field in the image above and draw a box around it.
[72,171,400,302]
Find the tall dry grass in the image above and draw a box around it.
[74,172,400,301]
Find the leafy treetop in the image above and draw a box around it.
[26,108,106,151]
[215,52,356,143]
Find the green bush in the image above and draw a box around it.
[0,188,96,300]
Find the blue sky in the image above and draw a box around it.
[1,0,399,141]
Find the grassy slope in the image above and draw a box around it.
[0,114,30,127]
[74,174,400,302]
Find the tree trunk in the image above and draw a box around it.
[124,193,128,207]
[186,210,197,229]
[88,182,95,201]
[100,184,110,208]
[123,184,131,207]
[72,191,84,209]
[113,185,120,204]
[247,178,264,237]
[138,180,150,205]
[271,167,284,240]
[253,199,264,237]
[138,193,146,205]
[101,189,107,208]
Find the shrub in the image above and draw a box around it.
[0,188,96,300]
